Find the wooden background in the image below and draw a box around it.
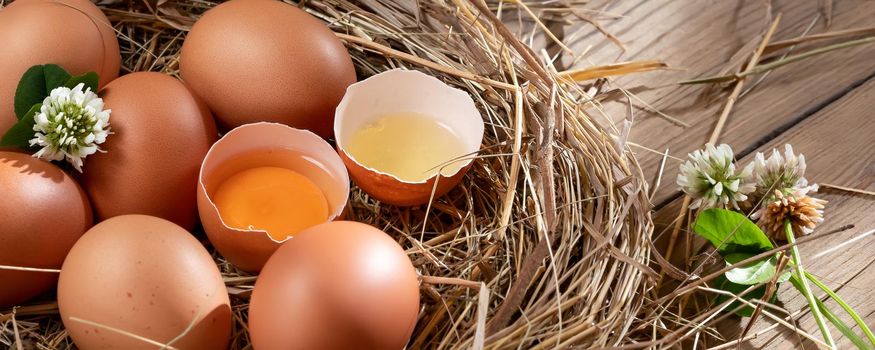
[541,0,875,348]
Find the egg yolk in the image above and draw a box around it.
[213,166,329,241]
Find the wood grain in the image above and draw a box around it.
[649,76,875,348]
[706,77,875,349]
[564,0,875,206]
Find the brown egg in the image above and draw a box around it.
[198,123,349,273]
[249,221,420,350]
[179,0,356,137]
[0,152,92,307]
[0,0,120,136]
[79,72,217,231]
[58,215,231,350]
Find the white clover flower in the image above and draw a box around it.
[752,144,817,201]
[749,144,824,227]
[29,83,111,172]
[677,143,755,210]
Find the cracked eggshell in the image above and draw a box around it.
[79,72,217,231]
[0,0,120,137]
[197,123,349,273]
[179,0,356,137]
[58,215,232,350]
[0,152,92,308]
[334,69,484,206]
[249,221,420,350]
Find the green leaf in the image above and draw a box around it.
[693,208,774,255]
[14,64,71,120]
[1,104,39,149]
[725,253,779,285]
[777,270,791,283]
[714,274,778,317]
[65,72,99,92]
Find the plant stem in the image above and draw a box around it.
[806,271,875,347]
[680,35,875,85]
[786,220,836,348]
[790,275,873,350]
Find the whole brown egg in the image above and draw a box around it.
[0,151,92,308]
[78,72,217,231]
[0,0,120,137]
[249,221,420,350]
[58,215,231,349]
[179,0,356,137]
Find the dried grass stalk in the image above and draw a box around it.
[558,60,668,82]
[1,0,653,349]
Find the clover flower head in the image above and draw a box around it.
[677,143,755,210]
[752,144,818,201]
[28,83,111,172]
[756,190,826,240]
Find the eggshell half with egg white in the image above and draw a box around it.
[197,123,350,273]
[58,215,231,350]
[0,0,120,137]
[0,151,92,308]
[79,72,217,231]
[334,69,484,206]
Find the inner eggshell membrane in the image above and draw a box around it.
[334,69,484,184]
[201,123,349,241]
[198,123,350,272]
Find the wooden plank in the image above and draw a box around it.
[561,0,875,205]
[660,76,875,348]
[713,77,875,349]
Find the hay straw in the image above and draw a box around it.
[681,35,875,85]
[820,183,875,197]
[558,60,668,82]
[3,0,654,349]
[763,24,875,54]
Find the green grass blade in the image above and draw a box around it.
[789,276,873,350]
[786,221,836,347]
[805,271,875,347]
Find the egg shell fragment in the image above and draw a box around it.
[249,221,420,350]
[58,215,232,350]
[0,0,120,137]
[0,152,92,308]
[198,123,349,273]
[79,72,217,231]
[334,69,484,206]
[179,0,356,137]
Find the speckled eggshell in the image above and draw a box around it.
[249,221,420,350]
[179,0,356,137]
[58,215,231,350]
[0,152,92,308]
[0,0,120,137]
[79,72,217,231]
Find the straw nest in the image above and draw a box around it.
[1,0,655,348]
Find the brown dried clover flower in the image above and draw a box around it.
[756,190,827,241]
